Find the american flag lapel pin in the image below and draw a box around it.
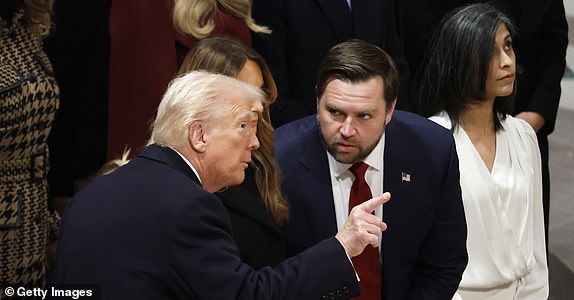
[401,172,411,183]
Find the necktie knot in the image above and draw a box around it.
[350,162,369,181]
[349,162,371,206]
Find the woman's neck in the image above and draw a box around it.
[458,99,497,173]
[458,100,495,134]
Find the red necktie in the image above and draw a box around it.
[349,162,381,299]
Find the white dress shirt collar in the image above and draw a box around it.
[169,146,202,184]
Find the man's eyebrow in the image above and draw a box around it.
[357,108,378,115]
[324,102,340,111]
[235,108,259,120]
[325,102,378,115]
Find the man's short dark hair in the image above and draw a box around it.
[316,39,399,110]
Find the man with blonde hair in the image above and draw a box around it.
[51,71,389,299]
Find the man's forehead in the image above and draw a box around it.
[227,99,263,117]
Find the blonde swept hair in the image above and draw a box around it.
[73,148,132,192]
[172,0,270,39]
[177,36,288,225]
[98,148,132,176]
[149,71,266,149]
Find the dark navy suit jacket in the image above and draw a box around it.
[274,111,468,300]
[252,0,411,127]
[51,144,359,299]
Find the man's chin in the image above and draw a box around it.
[227,174,246,188]
[236,175,246,186]
[326,144,363,164]
[333,152,360,165]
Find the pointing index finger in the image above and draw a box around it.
[359,192,391,214]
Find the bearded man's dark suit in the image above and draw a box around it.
[51,144,359,299]
[252,0,411,128]
[274,112,468,299]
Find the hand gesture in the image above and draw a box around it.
[335,192,390,257]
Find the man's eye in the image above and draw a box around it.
[359,114,372,120]
[240,123,247,129]
[328,108,341,116]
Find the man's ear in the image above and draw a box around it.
[188,123,207,153]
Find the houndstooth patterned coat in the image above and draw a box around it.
[1,8,60,292]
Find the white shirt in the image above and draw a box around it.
[327,134,385,248]
[430,112,548,300]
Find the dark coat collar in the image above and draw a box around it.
[295,117,340,238]
[138,144,201,186]
[315,0,353,41]
[314,0,383,44]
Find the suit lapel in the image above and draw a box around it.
[300,123,339,240]
[351,0,383,44]
[381,113,415,227]
[139,144,201,185]
[316,0,353,42]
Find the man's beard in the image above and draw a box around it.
[320,130,384,164]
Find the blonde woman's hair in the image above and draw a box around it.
[98,148,132,176]
[74,148,132,192]
[177,36,288,225]
[23,0,54,36]
[172,0,270,40]
[149,71,266,149]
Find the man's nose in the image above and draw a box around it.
[248,133,260,151]
[339,116,355,137]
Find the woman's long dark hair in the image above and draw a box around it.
[413,3,516,131]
